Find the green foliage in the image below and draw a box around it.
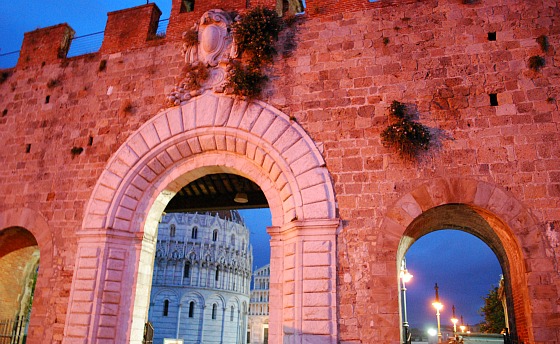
[232,6,285,67]
[528,55,545,71]
[479,286,506,333]
[381,101,432,160]
[26,266,39,318]
[227,62,268,99]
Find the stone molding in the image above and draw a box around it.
[67,92,338,343]
[82,91,336,234]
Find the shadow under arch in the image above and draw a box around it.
[398,204,524,341]
[0,208,53,343]
[66,92,339,344]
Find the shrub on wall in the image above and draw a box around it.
[231,6,285,67]
[381,101,432,160]
[227,6,287,98]
[227,62,268,99]
[528,55,545,72]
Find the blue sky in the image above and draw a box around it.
[405,230,502,331]
[0,1,172,54]
[2,0,504,335]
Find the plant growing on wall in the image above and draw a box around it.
[227,62,269,99]
[528,55,545,72]
[231,6,285,67]
[381,101,432,160]
[227,6,287,98]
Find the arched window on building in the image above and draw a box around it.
[191,226,198,239]
[188,301,195,318]
[184,262,190,278]
[212,303,217,320]
[212,229,218,241]
[215,266,220,281]
[230,306,234,321]
[163,299,169,316]
[170,224,176,237]
[231,234,235,246]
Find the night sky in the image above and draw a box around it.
[404,230,502,331]
[2,1,503,336]
[1,1,173,57]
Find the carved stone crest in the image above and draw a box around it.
[166,9,239,106]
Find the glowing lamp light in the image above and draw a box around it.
[400,269,413,283]
[459,315,466,333]
[427,328,437,337]
[451,305,458,335]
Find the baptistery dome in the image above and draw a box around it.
[148,211,252,344]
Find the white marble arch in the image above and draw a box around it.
[63,92,339,343]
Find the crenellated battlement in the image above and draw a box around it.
[17,24,75,68]
[10,0,416,69]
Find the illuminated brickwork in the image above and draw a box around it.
[0,0,558,343]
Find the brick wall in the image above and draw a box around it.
[17,24,74,69]
[0,0,559,343]
[100,4,162,54]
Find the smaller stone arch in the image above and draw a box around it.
[0,208,53,343]
[380,178,539,343]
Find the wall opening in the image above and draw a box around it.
[397,204,528,344]
[401,230,504,342]
[145,173,272,344]
[0,227,40,343]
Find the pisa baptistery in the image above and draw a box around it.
[148,211,253,344]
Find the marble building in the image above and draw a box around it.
[148,211,252,344]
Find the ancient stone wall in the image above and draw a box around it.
[0,0,558,343]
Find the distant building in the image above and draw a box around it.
[148,211,252,344]
[248,264,270,344]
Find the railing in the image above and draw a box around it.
[0,18,169,69]
[67,31,105,57]
[0,316,28,344]
[0,51,19,70]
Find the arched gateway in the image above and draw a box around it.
[63,92,339,343]
[388,179,538,343]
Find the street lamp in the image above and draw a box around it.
[451,305,458,336]
[459,315,466,333]
[400,259,413,344]
[432,283,443,343]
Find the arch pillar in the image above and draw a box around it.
[268,219,340,344]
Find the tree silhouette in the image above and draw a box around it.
[479,286,505,333]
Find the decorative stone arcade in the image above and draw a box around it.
[63,92,339,343]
